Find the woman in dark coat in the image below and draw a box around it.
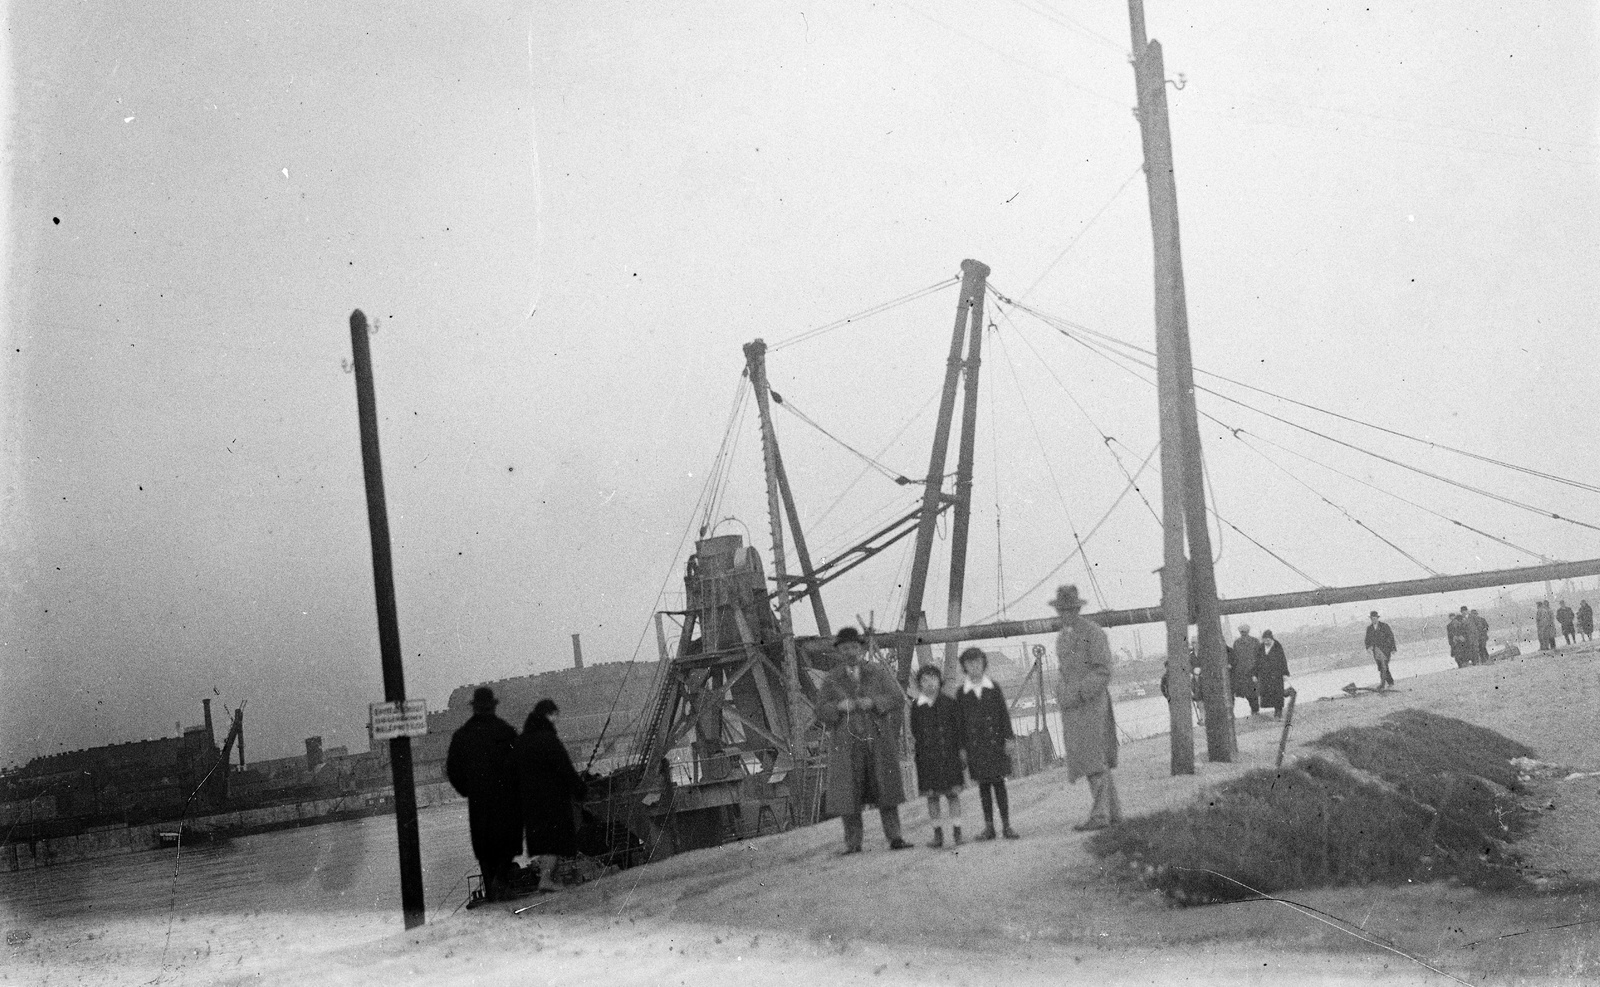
[955,648,1017,840]
[1579,601,1594,641]
[516,699,586,892]
[1256,631,1291,718]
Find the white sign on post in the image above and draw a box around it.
[370,699,428,740]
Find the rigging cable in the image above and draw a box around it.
[974,442,1160,621]
[809,387,942,532]
[987,321,1009,620]
[998,295,1600,537]
[1000,294,1600,499]
[997,303,1163,527]
[1008,304,1444,576]
[1019,163,1145,300]
[769,389,916,484]
[1232,426,1558,565]
[593,370,752,768]
[991,325,1108,607]
[769,276,960,352]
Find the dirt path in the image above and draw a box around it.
[9,647,1599,985]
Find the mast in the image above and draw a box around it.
[942,265,989,674]
[743,339,810,748]
[899,259,990,682]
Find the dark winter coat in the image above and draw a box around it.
[1447,617,1469,663]
[1229,633,1262,701]
[1580,603,1594,636]
[909,693,965,794]
[1055,615,1118,783]
[515,716,586,857]
[446,712,522,867]
[815,660,907,814]
[1535,605,1557,641]
[1256,639,1290,707]
[1556,605,1575,633]
[956,680,1015,783]
[1364,621,1398,657]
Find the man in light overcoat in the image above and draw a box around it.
[1052,584,1121,831]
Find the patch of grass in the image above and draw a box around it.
[1087,710,1540,905]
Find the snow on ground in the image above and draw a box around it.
[6,646,1599,986]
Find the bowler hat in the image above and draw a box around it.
[471,686,497,711]
[1050,585,1086,611]
[835,626,864,646]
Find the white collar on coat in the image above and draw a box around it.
[960,676,995,697]
[914,694,937,707]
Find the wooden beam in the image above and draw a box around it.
[874,557,1600,647]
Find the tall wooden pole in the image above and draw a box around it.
[943,264,990,669]
[347,309,426,929]
[743,339,809,748]
[1127,7,1197,775]
[900,259,990,682]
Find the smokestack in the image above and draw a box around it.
[571,633,584,669]
[202,698,216,749]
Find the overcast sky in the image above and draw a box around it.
[3,1,1596,765]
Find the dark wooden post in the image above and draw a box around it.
[348,308,426,929]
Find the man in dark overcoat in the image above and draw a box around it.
[1470,609,1490,664]
[1364,611,1398,688]
[815,627,913,853]
[1230,624,1262,715]
[445,686,522,902]
[1052,584,1121,831]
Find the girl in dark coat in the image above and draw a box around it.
[1256,631,1291,718]
[956,648,1017,840]
[516,699,586,892]
[909,664,965,847]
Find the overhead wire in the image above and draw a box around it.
[1002,297,1322,586]
[986,321,1009,620]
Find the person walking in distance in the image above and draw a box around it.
[445,687,522,902]
[1229,624,1263,716]
[1556,601,1576,646]
[1579,600,1594,643]
[1535,601,1558,651]
[1256,631,1291,718]
[1471,609,1490,665]
[516,699,587,893]
[1051,585,1121,832]
[1459,606,1481,667]
[815,627,914,854]
[956,648,1018,840]
[1364,611,1398,690]
[1447,611,1470,668]
[908,664,965,848]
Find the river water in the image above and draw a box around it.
[2,645,1463,928]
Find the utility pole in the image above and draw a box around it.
[744,339,810,748]
[1128,0,1230,769]
[347,309,425,929]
